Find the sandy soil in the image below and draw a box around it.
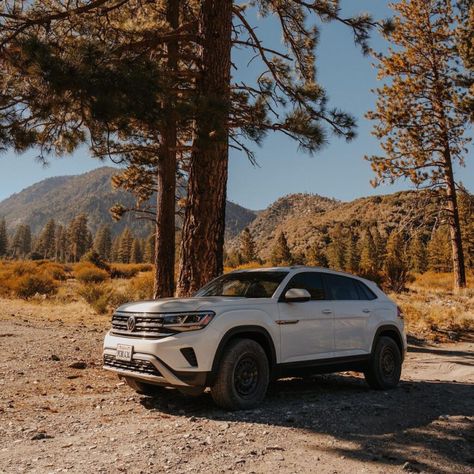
[0,298,473,474]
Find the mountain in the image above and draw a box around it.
[0,167,257,238]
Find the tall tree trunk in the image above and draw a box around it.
[153,0,179,298]
[176,0,232,296]
[443,146,467,291]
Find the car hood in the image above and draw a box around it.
[116,296,273,314]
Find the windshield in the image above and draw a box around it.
[195,271,288,298]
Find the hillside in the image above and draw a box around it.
[228,190,447,260]
[0,167,257,238]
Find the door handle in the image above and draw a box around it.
[276,320,299,325]
[362,309,371,313]
[322,309,333,314]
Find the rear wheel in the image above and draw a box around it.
[124,377,165,396]
[364,336,402,390]
[211,338,269,410]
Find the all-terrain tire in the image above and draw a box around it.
[211,338,269,410]
[124,377,165,396]
[364,336,402,390]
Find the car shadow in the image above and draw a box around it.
[139,373,473,473]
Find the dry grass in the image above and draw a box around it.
[394,272,474,341]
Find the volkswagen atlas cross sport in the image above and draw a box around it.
[103,267,406,410]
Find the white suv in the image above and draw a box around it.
[103,267,406,410]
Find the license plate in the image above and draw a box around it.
[116,344,133,362]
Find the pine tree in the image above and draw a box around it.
[55,225,68,262]
[143,233,155,264]
[67,214,91,262]
[240,227,257,264]
[130,239,143,264]
[366,0,471,291]
[270,232,293,266]
[118,228,134,264]
[410,234,428,274]
[0,218,7,257]
[11,224,31,259]
[345,232,360,273]
[372,227,386,271]
[359,229,378,277]
[428,227,452,272]
[306,243,328,268]
[35,219,56,259]
[94,225,112,261]
[384,232,410,293]
[326,225,346,271]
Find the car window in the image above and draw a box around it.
[284,272,327,300]
[324,274,360,301]
[355,280,377,300]
[195,271,288,298]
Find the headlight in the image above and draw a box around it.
[161,311,215,332]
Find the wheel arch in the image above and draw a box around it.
[209,325,277,383]
[372,325,405,361]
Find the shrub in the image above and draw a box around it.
[11,261,38,277]
[77,283,114,314]
[74,263,109,284]
[41,262,68,281]
[110,264,140,279]
[81,250,111,272]
[13,274,58,299]
[127,272,154,300]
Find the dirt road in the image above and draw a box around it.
[0,300,473,473]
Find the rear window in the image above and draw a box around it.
[324,274,360,301]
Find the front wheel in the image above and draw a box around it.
[211,338,269,410]
[364,336,402,390]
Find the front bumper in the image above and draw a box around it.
[103,329,219,387]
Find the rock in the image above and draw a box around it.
[402,461,420,472]
[31,432,54,441]
[68,361,87,369]
[50,355,60,361]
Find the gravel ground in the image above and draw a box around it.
[0,299,473,474]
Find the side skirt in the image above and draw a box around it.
[275,355,371,378]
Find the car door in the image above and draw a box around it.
[324,273,374,356]
[277,271,334,363]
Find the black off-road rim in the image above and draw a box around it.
[381,346,396,380]
[234,356,259,398]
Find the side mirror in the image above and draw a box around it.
[284,288,311,303]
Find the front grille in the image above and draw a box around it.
[103,354,162,377]
[111,312,171,338]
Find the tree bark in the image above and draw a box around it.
[176,0,232,296]
[443,146,467,291]
[153,0,179,298]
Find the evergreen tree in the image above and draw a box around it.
[345,232,360,273]
[55,225,68,262]
[270,232,293,266]
[11,224,31,258]
[240,227,257,264]
[94,225,112,261]
[410,234,428,273]
[143,233,155,264]
[0,218,7,257]
[359,229,378,277]
[130,239,143,264]
[384,232,410,293]
[326,225,346,271]
[35,219,56,259]
[372,227,386,271]
[118,228,134,264]
[67,214,91,262]
[306,243,328,268]
[428,227,452,272]
[366,0,471,291]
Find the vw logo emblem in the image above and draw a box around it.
[127,315,136,332]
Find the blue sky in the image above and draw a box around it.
[0,0,472,210]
